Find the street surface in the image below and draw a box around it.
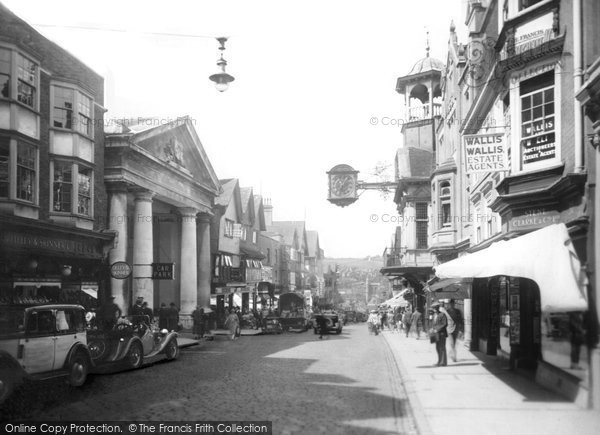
[1,324,417,434]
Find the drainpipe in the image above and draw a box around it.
[573,0,584,173]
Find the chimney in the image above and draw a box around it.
[264,197,273,227]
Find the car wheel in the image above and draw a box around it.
[67,353,89,387]
[0,370,16,404]
[126,341,143,370]
[164,339,179,361]
[88,340,106,361]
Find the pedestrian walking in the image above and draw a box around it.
[402,309,412,337]
[191,306,205,339]
[235,307,243,337]
[430,302,448,366]
[168,302,179,331]
[224,309,240,340]
[158,303,168,329]
[444,299,463,362]
[316,314,328,339]
[410,308,423,339]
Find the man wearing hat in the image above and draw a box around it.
[431,302,448,366]
[97,296,122,330]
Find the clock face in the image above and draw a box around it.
[331,174,356,198]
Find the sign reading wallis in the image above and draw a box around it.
[463,133,509,174]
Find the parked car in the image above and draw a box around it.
[310,312,343,335]
[0,304,93,404]
[87,315,179,370]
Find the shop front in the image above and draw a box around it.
[434,223,590,405]
[0,213,114,331]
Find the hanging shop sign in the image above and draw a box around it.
[110,261,132,280]
[463,133,509,174]
[152,263,175,280]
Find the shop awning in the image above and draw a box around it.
[434,224,587,312]
[426,278,471,300]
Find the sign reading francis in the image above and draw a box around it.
[463,133,508,174]
[152,263,175,280]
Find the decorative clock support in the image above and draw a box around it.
[327,164,397,207]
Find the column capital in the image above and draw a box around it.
[197,213,212,224]
[133,189,155,202]
[106,181,131,194]
[178,207,199,220]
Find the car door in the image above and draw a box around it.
[22,309,56,374]
[53,308,84,370]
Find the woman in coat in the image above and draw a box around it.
[224,309,240,340]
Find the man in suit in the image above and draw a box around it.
[431,302,448,366]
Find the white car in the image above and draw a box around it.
[0,304,93,404]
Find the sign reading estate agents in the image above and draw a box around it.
[463,133,508,174]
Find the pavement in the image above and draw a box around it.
[380,328,600,435]
[177,328,263,348]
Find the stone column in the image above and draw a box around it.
[107,183,129,312]
[197,214,212,309]
[179,207,198,328]
[132,190,154,308]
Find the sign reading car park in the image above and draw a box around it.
[463,133,509,174]
[110,261,132,279]
[152,263,175,280]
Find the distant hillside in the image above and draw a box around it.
[323,256,384,271]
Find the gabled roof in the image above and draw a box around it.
[269,221,308,254]
[253,194,266,231]
[306,231,321,258]
[239,187,255,226]
[216,178,243,222]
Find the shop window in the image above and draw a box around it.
[53,161,72,212]
[416,202,428,249]
[77,166,92,216]
[0,138,8,198]
[17,54,37,108]
[439,181,452,228]
[16,142,36,202]
[519,71,556,171]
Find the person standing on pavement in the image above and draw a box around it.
[224,309,240,340]
[316,314,328,339]
[431,302,448,366]
[410,308,423,339]
[158,303,168,329]
[168,302,179,331]
[141,301,154,323]
[235,307,243,337]
[444,299,463,362]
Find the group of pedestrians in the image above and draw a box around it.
[370,299,464,367]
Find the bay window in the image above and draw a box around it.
[0,48,10,98]
[16,143,36,202]
[17,54,37,108]
[53,87,74,129]
[53,161,72,212]
[52,85,94,137]
[77,93,92,136]
[0,138,8,198]
[77,167,92,216]
[439,181,452,228]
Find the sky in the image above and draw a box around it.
[3,0,468,258]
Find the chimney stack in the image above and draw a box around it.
[264,197,273,227]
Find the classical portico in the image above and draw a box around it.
[104,117,221,325]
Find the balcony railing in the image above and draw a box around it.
[407,103,442,122]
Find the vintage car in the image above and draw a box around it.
[310,311,343,335]
[0,304,93,404]
[261,315,283,334]
[86,315,179,370]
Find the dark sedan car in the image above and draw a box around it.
[310,312,343,335]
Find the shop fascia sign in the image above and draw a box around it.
[501,12,556,60]
[463,132,509,174]
[508,209,560,231]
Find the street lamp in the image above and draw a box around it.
[209,37,235,92]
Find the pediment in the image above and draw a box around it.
[132,119,220,194]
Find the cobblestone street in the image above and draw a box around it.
[1,324,417,434]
